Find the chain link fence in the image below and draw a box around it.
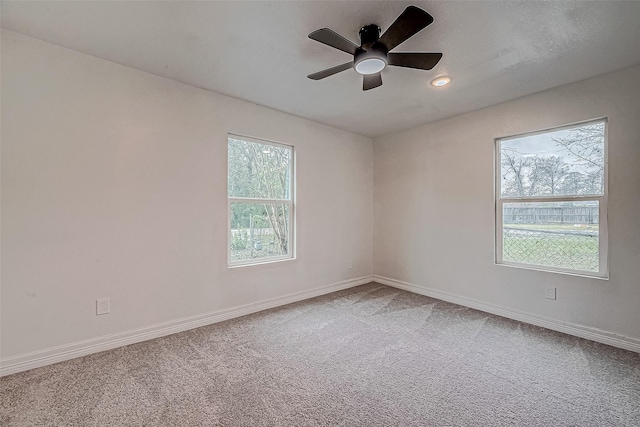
[503,227,598,271]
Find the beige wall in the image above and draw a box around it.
[374,65,640,341]
[1,30,373,359]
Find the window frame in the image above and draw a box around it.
[494,118,608,278]
[227,133,295,268]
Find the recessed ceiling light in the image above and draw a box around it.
[431,77,451,87]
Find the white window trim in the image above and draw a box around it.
[227,134,295,268]
[494,118,608,279]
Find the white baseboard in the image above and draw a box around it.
[0,276,374,377]
[373,275,640,354]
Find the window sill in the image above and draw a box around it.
[228,256,296,269]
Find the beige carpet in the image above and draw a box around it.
[1,282,639,426]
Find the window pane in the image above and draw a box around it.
[228,137,291,199]
[500,121,605,197]
[230,202,290,263]
[502,201,599,272]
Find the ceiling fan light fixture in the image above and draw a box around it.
[354,48,387,75]
[355,57,387,75]
[431,76,451,87]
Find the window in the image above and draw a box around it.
[495,119,607,277]
[228,134,293,266]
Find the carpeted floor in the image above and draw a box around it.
[1,282,639,426]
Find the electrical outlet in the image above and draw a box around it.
[96,298,110,315]
[544,286,556,300]
[347,261,353,269]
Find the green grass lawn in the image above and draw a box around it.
[503,230,598,271]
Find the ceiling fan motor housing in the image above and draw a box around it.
[359,24,381,49]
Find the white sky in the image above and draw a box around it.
[501,128,574,160]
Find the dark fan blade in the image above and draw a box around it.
[363,73,382,91]
[377,6,434,52]
[388,52,442,70]
[307,62,353,80]
[308,28,359,55]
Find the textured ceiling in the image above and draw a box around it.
[3,1,640,138]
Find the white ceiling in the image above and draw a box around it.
[3,1,640,138]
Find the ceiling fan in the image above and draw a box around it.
[307,6,442,91]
